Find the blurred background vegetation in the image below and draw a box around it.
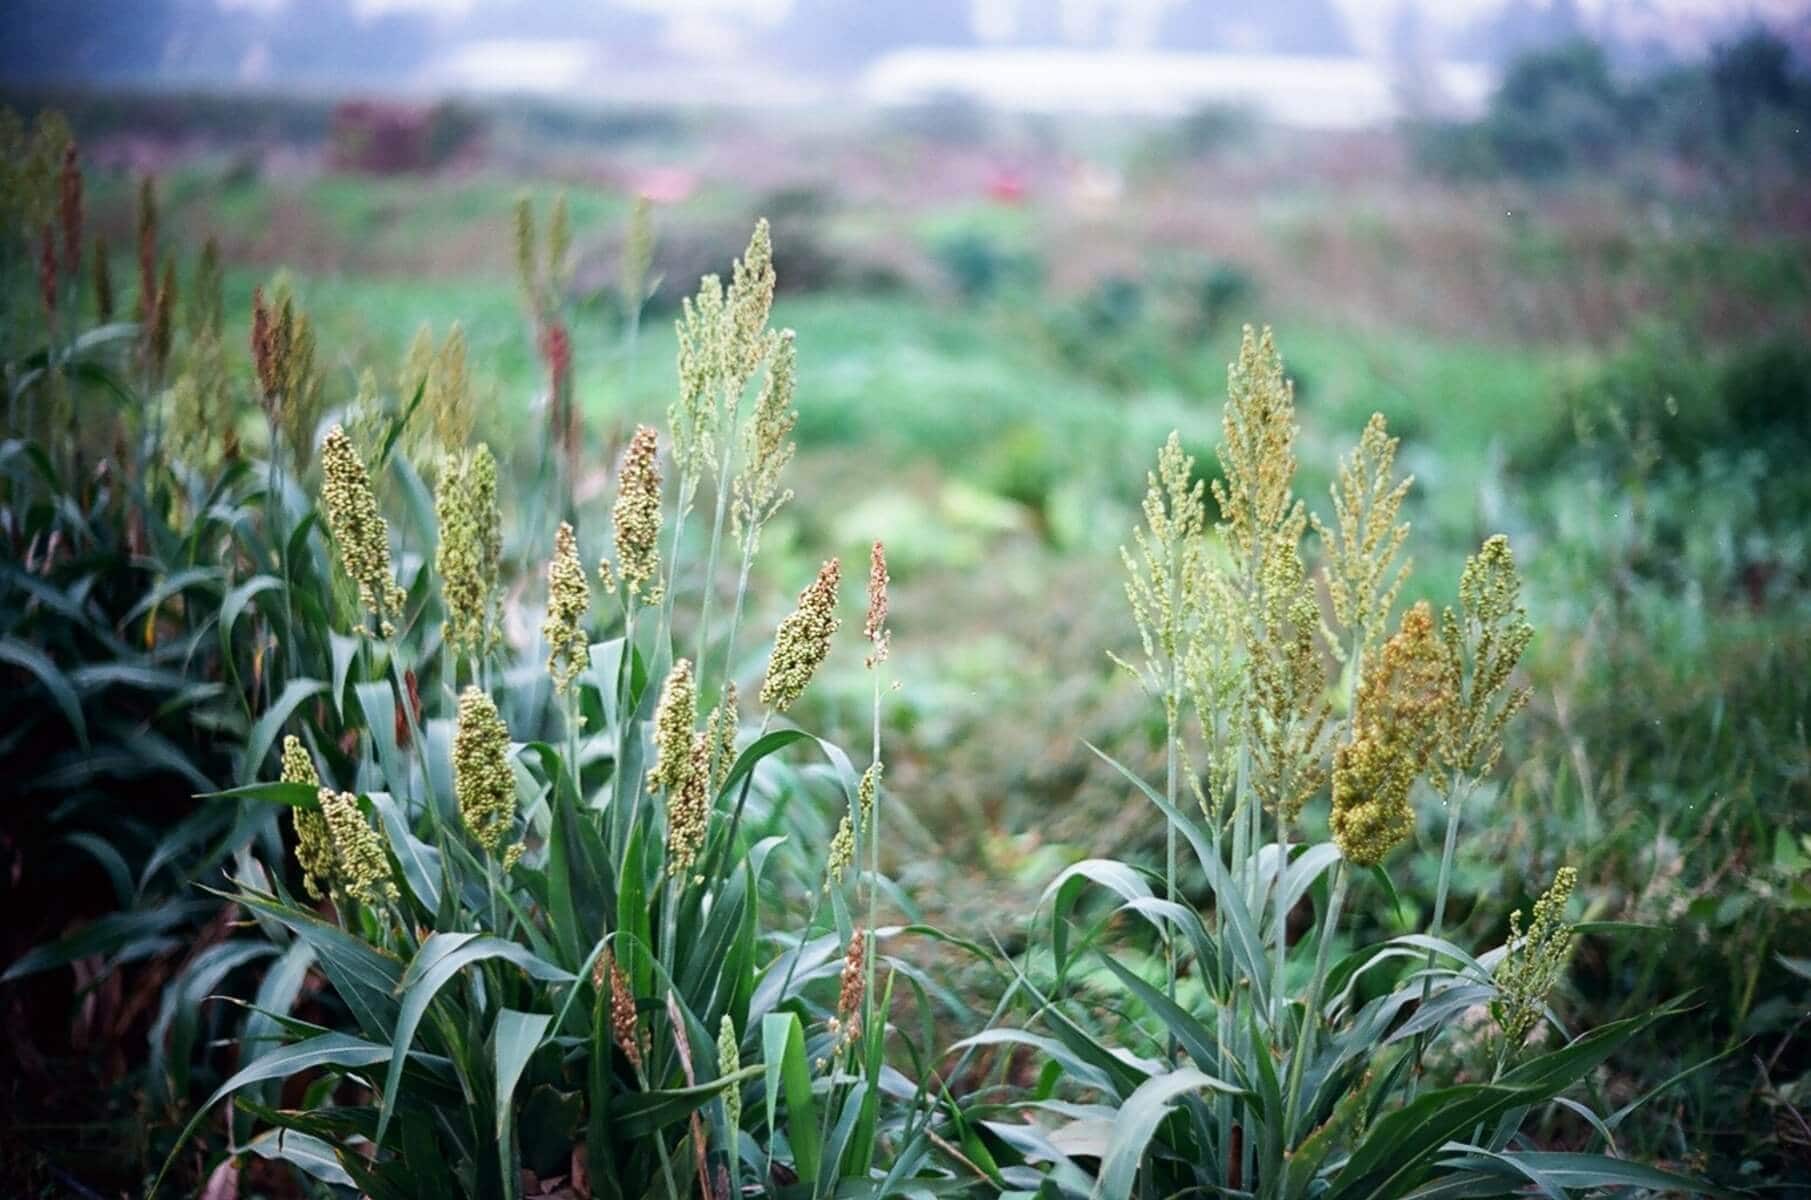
[3,3,1810,1193]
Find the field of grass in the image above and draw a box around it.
[5,85,1811,1196]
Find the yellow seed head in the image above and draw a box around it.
[705,681,738,795]
[513,192,537,304]
[672,274,726,487]
[1313,412,1413,655]
[1330,602,1448,866]
[857,761,881,825]
[319,788,399,907]
[453,686,518,856]
[542,521,591,696]
[610,424,663,601]
[429,323,473,457]
[1115,432,1207,711]
[1214,326,1306,566]
[761,559,841,712]
[731,328,797,553]
[280,734,319,788]
[647,658,698,797]
[1247,536,1330,823]
[320,425,405,638]
[825,813,855,889]
[725,218,776,396]
[1437,534,1535,789]
[665,733,711,880]
[717,1015,741,1125]
[282,736,332,902]
[436,443,503,661]
[1491,865,1578,1047]
[547,191,571,292]
[621,195,654,315]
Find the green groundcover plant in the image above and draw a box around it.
[148,221,983,1199]
[949,329,1716,1199]
[2,110,1726,1199]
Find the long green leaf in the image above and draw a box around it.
[0,635,87,746]
[151,1032,394,1197]
[762,1012,822,1186]
[494,1008,553,1137]
[241,678,327,786]
[376,933,573,1148]
[1094,1068,1239,1200]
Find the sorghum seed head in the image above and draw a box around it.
[647,659,698,797]
[725,218,776,395]
[621,195,653,314]
[760,558,841,712]
[672,273,726,486]
[825,813,855,889]
[717,1015,741,1126]
[864,540,890,668]
[320,788,399,907]
[705,682,738,795]
[835,928,867,1046]
[1492,865,1578,1047]
[732,328,797,553]
[57,141,81,277]
[610,425,663,600]
[429,324,473,456]
[513,193,537,305]
[1438,534,1535,787]
[453,686,517,856]
[1330,602,1448,867]
[135,175,156,317]
[1214,325,1306,566]
[321,425,405,638]
[281,735,331,902]
[92,235,113,322]
[280,734,319,788]
[665,733,711,880]
[1117,431,1207,705]
[605,950,642,1072]
[548,191,571,290]
[436,443,503,660]
[37,224,57,319]
[542,522,592,696]
[857,761,881,824]
[1314,411,1413,654]
[149,258,176,376]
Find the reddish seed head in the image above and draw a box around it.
[540,320,572,387]
[37,224,57,319]
[58,141,82,277]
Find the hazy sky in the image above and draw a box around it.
[211,0,1811,58]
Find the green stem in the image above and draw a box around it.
[864,661,882,1070]
[656,477,696,658]
[613,601,639,815]
[1411,778,1470,1094]
[1163,696,1180,1061]
[1271,811,1290,1031]
[1284,860,1347,1142]
[633,1062,682,1200]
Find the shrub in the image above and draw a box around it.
[952,328,1710,1198]
[148,222,970,1198]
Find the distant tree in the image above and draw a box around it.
[1708,28,1810,140]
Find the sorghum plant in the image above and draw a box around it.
[154,222,965,1200]
[956,327,1709,1199]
